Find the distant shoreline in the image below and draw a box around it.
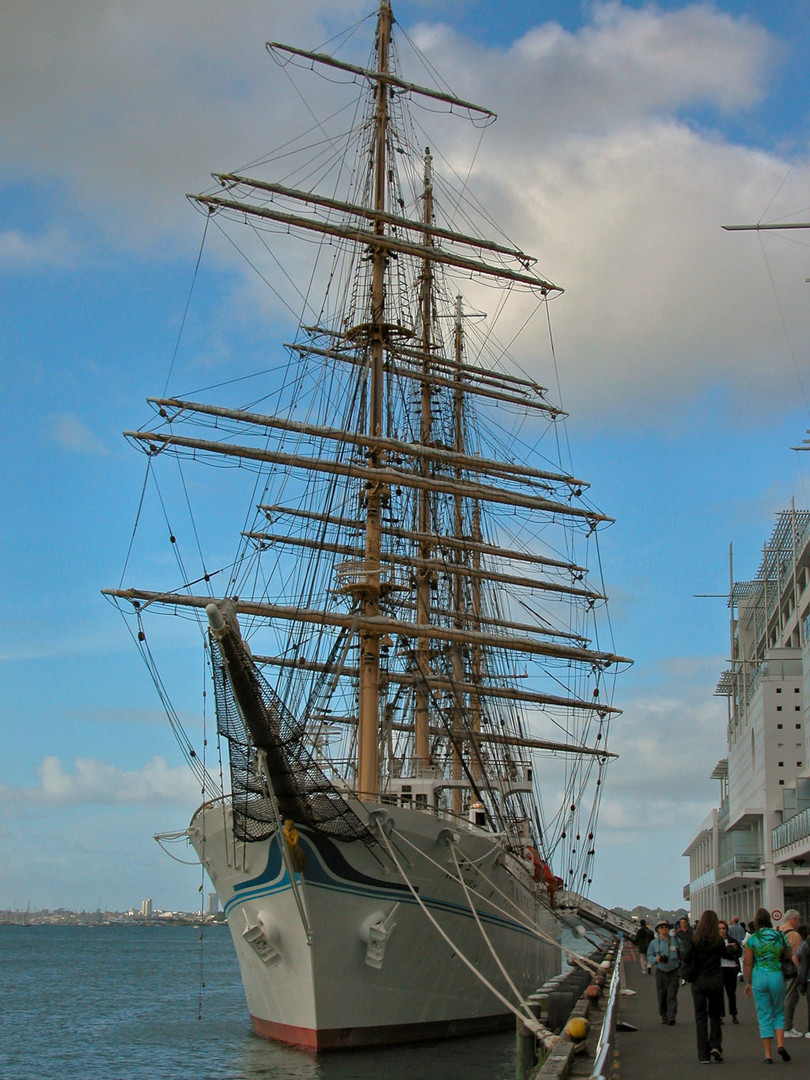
[0,911,226,928]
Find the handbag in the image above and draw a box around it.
[781,933,797,980]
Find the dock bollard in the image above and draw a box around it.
[515,1014,536,1080]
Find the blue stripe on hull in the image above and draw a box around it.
[223,830,538,937]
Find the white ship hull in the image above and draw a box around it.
[190,801,558,1050]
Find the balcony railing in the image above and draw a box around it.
[717,854,763,879]
[773,806,810,854]
[690,868,716,892]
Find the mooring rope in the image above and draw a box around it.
[455,846,601,976]
[389,825,599,974]
[376,824,551,1041]
[449,842,541,1029]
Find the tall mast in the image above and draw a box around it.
[357,0,393,800]
[451,295,466,816]
[414,148,434,769]
[461,297,485,794]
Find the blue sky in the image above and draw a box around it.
[3,0,810,914]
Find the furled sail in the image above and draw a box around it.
[207,601,373,846]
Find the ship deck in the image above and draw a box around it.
[602,946,810,1079]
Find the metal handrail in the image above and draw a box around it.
[589,940,624,1080]
[774,805,810,852]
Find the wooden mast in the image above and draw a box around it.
[451,295,466,816]
[414,148,434,770]
[356,0,392,801]
[462,299,485,797]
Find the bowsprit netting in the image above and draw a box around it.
[209,633,373,846]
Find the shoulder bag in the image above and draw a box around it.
[781,932,797,980]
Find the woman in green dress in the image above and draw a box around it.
[743,907,791,1063]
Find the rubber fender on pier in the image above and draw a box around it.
[546,990,575,1033]
[564,1016,589,1042]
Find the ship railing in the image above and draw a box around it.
[186,793,230,826]
[589,939,624,1080]
[334,559,400,592]
[357,784,527,837]
[363,787,483,825]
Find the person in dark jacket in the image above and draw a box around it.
[796,926,810,1033]
[635,919,655,975]
[675,916,694,951]
[718,919,743,1022]
[682,909,725,1063]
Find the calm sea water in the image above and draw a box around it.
[0,924,522,1080]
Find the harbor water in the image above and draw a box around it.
[1,923,525,1080]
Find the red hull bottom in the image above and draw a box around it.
[250,1010,513,1051]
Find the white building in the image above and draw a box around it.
[140,898,153,918]
[684,509,810,925]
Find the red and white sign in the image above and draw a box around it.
[772,909,783,922]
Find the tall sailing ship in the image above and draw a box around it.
[105,1,629,1051]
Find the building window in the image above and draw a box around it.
[777,688,783,694]
[779,761,784,767]
[777,706,783,712]
[778,724,784,729]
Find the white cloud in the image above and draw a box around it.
[604,664,727,800]
[392,6,806,422]
[0,1,365,251]
[583,659,728,904]
[50,413,108,456]
[0,226,78,270]
[517,2,771,114]
[1,1,804,421]
[0,755,201,807]
[493,125,810,421]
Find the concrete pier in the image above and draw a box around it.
[614,946,810,1078]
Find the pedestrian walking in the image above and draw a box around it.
[635,918,654,975]
[727,915,746,946]
[728,915,746,982]
[682,909,725,1063]
[675,916,693,951]
[780,909,803,1037]
[718,919,742,1023]
[743,907,792,1063]
[796,927,810,1036]
[647,919,681,1025]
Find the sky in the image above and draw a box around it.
[3,0,810,915]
